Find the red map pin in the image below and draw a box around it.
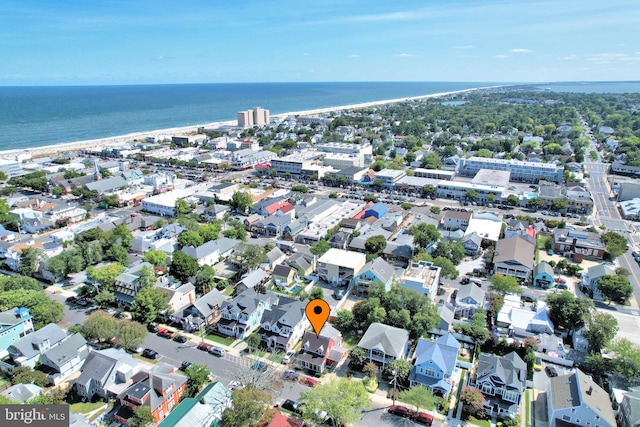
[305,299,330,337]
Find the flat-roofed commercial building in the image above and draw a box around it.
[436,181,504,202]
[270,151,324,176]
[413,168,455,180]
[317,248,366,286]
[400,261,441,300]
[374,169,407,187]
[459,157,563,183]
[141,189,192,217]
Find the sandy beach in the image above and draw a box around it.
[0,86,494,160]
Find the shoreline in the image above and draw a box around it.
[0,85,498,160]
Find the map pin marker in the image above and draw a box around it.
[306,299,330,338]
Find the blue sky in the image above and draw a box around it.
[1,0,639,85]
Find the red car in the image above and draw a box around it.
[388,405,411,418]
[299,377,318,387]
[555,277,567,284]
[197,343,212,352]
[413,411,434,425]
[157,329,173,339]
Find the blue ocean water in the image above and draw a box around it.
[0,82,492,152]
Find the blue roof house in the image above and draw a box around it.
[409,333,460,397]
[0,307,34,359]
[533,262,554,289]
[364,202,387,219]
[354,257,395,296]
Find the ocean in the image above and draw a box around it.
[0,82,491,152]
[1,81,639,153]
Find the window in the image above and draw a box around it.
[576,420,581,424]
[562,415,571,421]
[424,367,436,377]
[572,409,576,413]
[481,383,494,395]
[502,390,518,403]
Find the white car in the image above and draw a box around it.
[282,351,295,364]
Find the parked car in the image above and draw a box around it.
[77,299,88,307]
[281,399,302,414]
[251,361,268,372]
[209,347,225,357]
[521,294,535,303]
[197,343,212,352]
[451,290,458,300]
[65,296,77,303]
[282,370,299,381]
[388,405,411,418]
[545,366,558,377]
[555,277,566,284]
[300,377,318,387]
[333,289,345,299]
[147,324,159,333]
[180,361,192,370]
[142,349,158,359]
[534,357,542,371]
[173,335,188,343]
[556,283,568,290]
[157,329,173,339]
[413,411,434,425]
[282,351,296,364]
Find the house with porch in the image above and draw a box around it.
[39,333,89,385]
[180,288,227,332]
[455,285,485,318]
[8,323,68,369]
[582,264,615,301]
[493,235,536,284]
[272,264,296,288]
[409,333,460,398]
[216,289,277,339]
[0,307,34,360]
[357,323,409,370]
[114,262,158,308]
[297,325,346,373]
[258,297,309,353]
[353,257,395,296]
[533,262,554,289]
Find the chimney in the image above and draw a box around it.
[586,386,593,395]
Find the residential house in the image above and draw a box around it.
[435,303,456,332]
[469,352,527,419]
[114,363,188,426]
[409,333,461,397]
[0,307,34,359]
[40,333,89,385]
[462,232,483,255]
[217,289,277,339]
[8,323,68,369]
[282,219,307,240]
[263,247,286,271]
[258,297,309,352]
[400,260,441,300]
[182,237,239,267]
[272,264,296,288]
[442,210,471,231]
[287,253,314,277]
[297,324,346,373]
[618,387,640,427]
[317,248,366,287]
[547,369,616,427]
[357,323,410,370]
[582,264,616,301]
[455,285,486,318]
[0,383,43,403]
[234,268,270,295]
[566,185,594,214]
[84,176,128,196]
[533,262,554,289]
[537,334,569,360]
[504,219,528,239]
[74,348,149,400]
[114,262,158,308]
[572,328,590,353]
[159,282,196,322]
[180,288,227,332]
[354,257,395,296]
[253,214,293,238]
[201,204,230,223]
[157,382,231,427]
[496,295,554,337]
[493,235,536,284]
[553,229,605,260]
[4,242,45,271]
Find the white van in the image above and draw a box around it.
[209,347,225,357]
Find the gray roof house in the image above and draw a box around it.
[40,333,89,385]
[258,297,309,352]
[469,352,527,419]
[582,264,616,301]
[548,369,616,427]
[436,303,456,332]
[181,288,228,332]
[0,383,43,403]
[462,232,483,255]
[8,323,68,368]
[493,235,536,284]
[74,348,148,400]
[234,268,270,295]
[618,387,640,427]
[263,246,286,271]
[357,322,410,370]
[84,176,127,195]
[409,333,461,397]
[455,284,486,318]
[114,262,157,308]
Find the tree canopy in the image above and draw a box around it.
[489,274,522,295]
[300,378,371,426]
[546,290,593,331]
[597,274,633,304]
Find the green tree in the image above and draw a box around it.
[222,220,248,241]
[178,230,204,248]
[465,189,478,200]
[460,386,485,416]
[432,256,459,279]
[143,249,168,267]
[349,347,366,368]
[551,199,569,211]
[583,312,619,354]
[221,387,272,427]
[129,406,154,427]
[430,206,441,215]
[174,198,192,216]
[597,274,633,304]
[130,287,170,324]
[18,247,41,276]
[86,263,125,292]
[408,223,441,249]
[546,290,593,331]
[106,244,130,266]
[601,231,629,258]
[11,367,49,387]
[364,235,387,257]
[454,309,490,344]
[421,152,441,169]
[170,250,199,283]
[94,290,116,308]
[332,309,354,333]
[247,333,261,353]
[608,338,640,378]
[116,319,147,351]
[506,194,520,206]
[83,310,119,342]
[230,191,254,213]
[489,274,523,295]
[385,359,411,383]
[309,286,324,300]
[236,244,266,271]
[194,265,216,295]
[137,265,156,288]
[488,293,505,322]
[310,239,331,256]
[300,378,371,427]
[185,364,211,397]
[398,385,440,413]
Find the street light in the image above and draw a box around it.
[391,369,398,406]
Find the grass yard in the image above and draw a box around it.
[467,415,491,427]
[269,352,285,364]
[205,334,234,346]
[221,286,234,296]
[69,401,106,414]
[525,389,531,426]
[342,330,361,348]
[133,354,158,364]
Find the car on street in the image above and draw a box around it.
[157,329,173,339]
[388,405,411,418]
[229,381,245,390]
[142,349,158,359]
[282,370,299,381]
[554,277,566,284]
[451,290,458,301]
[556,283,568,290]
[77,299,88,306]
[545,366,558,377]
[413,411,434,425]
[208,347,225,357]
[147,324,159,333]
[173,335,188,343]
[197,343,212,352]
[632,251,640,258]
[300,377,318,387]
[333,289,345,299]
[66,296,77,303]
[282,351,295,364]
[281,399,302,414]
[251,361,268,372]
[113,312,125,319]
[180,361,192,370]
[534,356,542,371]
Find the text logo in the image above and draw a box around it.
[0,405,68,427]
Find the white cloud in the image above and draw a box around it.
[509,48,532,53]
[349,54,360,58]
[454,45,475,50]
[495,54,509,59]
[393,53,414,57]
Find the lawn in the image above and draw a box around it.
[69,401,106,414]
[133,354,158,364]
[269,352,285,364]
[221,286,234,296]
[342,330,361,348]
[205,334,234,346]
[467,415,491,427]
[525,389,531,426]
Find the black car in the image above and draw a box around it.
[173,335,188,344]
[147,324,159,333]
[180,361,192,370]
[451,290,458,300]
[113,312,125,319]
[66,296,77,303]
[142,349,158,359]
[545,366,558,377]
[281,399,302,414]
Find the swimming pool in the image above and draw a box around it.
[289,285,302,293]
